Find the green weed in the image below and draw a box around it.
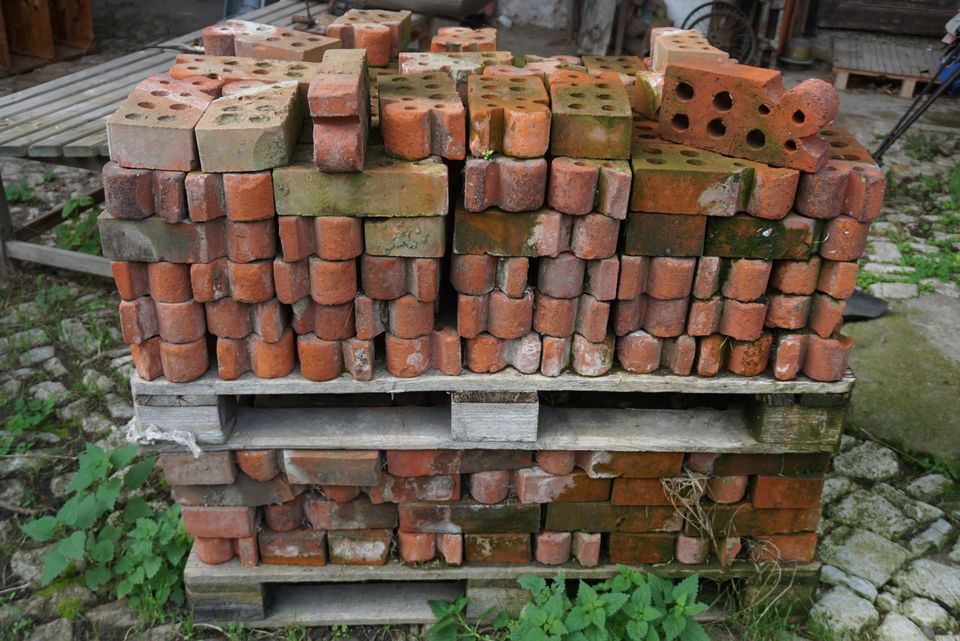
[904,133,942,161]
[55,196,102,255]
[4,179,34,203]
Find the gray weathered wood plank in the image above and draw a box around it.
[132,367,856,396]
[6,241,111,277]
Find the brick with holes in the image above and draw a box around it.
[202,20,338,61]
[548,70,632,159]
[547,157,631,218]
[431,26,497,53]
[326,9,411,66]
[378,72,465,160]
[467,75,551,158]
[464,155,548,212]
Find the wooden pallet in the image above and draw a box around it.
[184,550,821,625]
[0,0,94,77]
[130,368,854,452]
[833,37,942,98]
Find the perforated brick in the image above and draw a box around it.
[548,70,632,160]
[326,9,411,66]
[467,75,550,158]
[378,72,465,160]
[203,20,339,61]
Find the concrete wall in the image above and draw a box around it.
[495,0,696,32]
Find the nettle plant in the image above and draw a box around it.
[21,443,192,620]
[429,566,710,641]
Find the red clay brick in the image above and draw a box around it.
[765,294,811,330]
[571,333,614,376]
[540,335,572,377]
[575,294,611,343]
[388,295,434,339]
[236,450,279,482]
[726,332,773,377]
[534,293,577,338]
[194,537,235,565]
[802,333,852,381]
[259,528,328,566]
[808,294,845,338]
[535,451,576,476]
[707,476,749,504]
[360,255,406,300]
[487,289,534,340]
[616,330,662,374]
[817,260,858,299]
[571,214,619,260]
[609,533,675,564]
[696,334,725,377]
[538,252,585,299]
[715,537,742,567]
[455,294,484,338]
[643,296,689,338]
[250,298,284,340]
[770,257,821,295]
[431,327,463,376]
[185,172,225,222]
[385,333,431,378]
[753,476,824,509]
[236,536,259,567]
[687,297,723,336]
[749,533,817,563]
[310,257,358,305]
[223,171,275,221]
[327,529,393,565]
[250,329,296,378]
[103,162,153,219]
[305,495,398,530]
[321,485,361,503]
[182,506,256,538]
[153,171,187,222]
[819,216,869,262]
[160,338,210,383]
[719,299,767,341]
[584,257,619,301]
[464,156,547,213]
[692,257,721,299]
[661,335,696,375]
[617,256,648,300]
[119,297,159,344]
[438,533,463,566]
[379,72,465,161]
[610,478,676,506]
[548,157,631,218]
[514,468,612,503]
[772,333,807,381]
[160,451,236,486]
[112,261,150,301]
[205,298,251,339]
[155,300,206,344]
[535,531,571,565]
[284,450,382,486]
[264,495,304,532]
[647,257,696,300]
[496,257,530,297]
[576,451,684,479]
[147,262,192,303]
[676,535,709,565]
[469,470,511,504]
[399,531,437,563]
[464,533,530,564]
[431,26,496,52]
[296,334,343,382]
[467,75,550,158]
[277,217,313,264]
[451,254,496,295]
[131,337,163,380]
[572,532,601,567]
[722,259,772,302]
[229,260,275,303]
[365,473,461,504]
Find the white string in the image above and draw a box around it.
[124,417,202,458]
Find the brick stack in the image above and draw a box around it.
[100,24,882,386]
[163,448,828,568]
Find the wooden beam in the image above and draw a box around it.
[6,240,111,277]
[14,186,103,240]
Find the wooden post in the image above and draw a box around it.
[577,0,616,55]
[0,171,13,277]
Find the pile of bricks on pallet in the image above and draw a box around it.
[164,448,828,567]
[99,19,882,386]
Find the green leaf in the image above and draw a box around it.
[493,611,510,630]
[565,607,590,632]
[544,591,566,619]
[58,494,100,530]
[95,477,123,513]
[626,620,647,641]
[671,575,699,607]
[109,444,140,470]
[87,537,116,564]
[116,578,133,599]
[66,466,96,495]
[84,565,112,590]
[519,574,547,595]
[577,581,599,605]
[428,599,453,618]
[56,531,86,560]
[678,621,710,641]
[123,457,157,490]
[427,618,456,641]
[684,602,708,617]
[122,497,153,525]
[39,549,69,586]
[662,613,684,641]
[601,592,628,616]
[21,516,59,542]
[143,556,162,579]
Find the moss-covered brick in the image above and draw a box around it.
[398,500,542,534]
[467,74,550,158]
[196,81,303,173]
[549,70,632,160]
[464,533,531,564]
[399,51,514,98]
[623,212,706,257]
[98,211,226,263]
[544,502,682,533]
[273,146,448,217]
[704,214,821,260]
[364,217,446,257]
[453,207,572,257]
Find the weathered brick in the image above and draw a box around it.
[464,533,530,564]
[817,260,858,300]
[98,212,227,263]
[539,335,572,377]
[661,335,696,375]
[170,55,325,91]
[384,333,430,377]
[399,531,436,563]
[305,495,398,530]
[259,528,327,566]
[685,504,821,536]
[609,533,676,564]
[548,157,631,218]
[611,478,695,506]
[194,537,235,565]
[658,60,839,171]
[103,162,153,219]
[327,529,393,565]
[571,333,615,377]
[181,506,256,538]
[398,501,541,534]
[119,296,159,344]
[160,452,236,486]
[819,215,869,262]
[399,51,513,98]
[152,171,187,222]
[112,261,150,301]
[719,299,767,342]
[545,502,681,533]
[364,217,445,257]
[585,257,620,301]
[643,296,689,338]
[453,207,572,257]
[438,533,463,565]
[808,294,845,338]
[469,470,511,505]
[771,333,807,381]
[535,451,576,476]
[451,254,496,295]
[753,476,824,509]
[571,214,619,260]
[687,452,831,476]
[623,212,706,257]
[467,75,550,158]
[195,81,301,173]
[514,468,611,503]
[802,334,852,382]
[378,72,465,160]
[617,330,661,374]
[431,26,496,52]
[649,28,728,73]
[273,147,448,217]
[131,337,163,380]
[283,450,382,486]
[236,450,279,482]
[327,9,411,65]
[464,155,547,212]
[535,531,572,565]
[707,475,749,504]
[173,475,304,507]
[687,297,722,336]
[107,74,214,171]
[704,214,820,260]
[765,295,811,330]
[549,70,632,159]
[365,473,461,503]
[572,532,601,567]
[770,257,821,295]
[576,451,684,478]
[203,20,338,61]
[796,128,885,221]
[749,533,817,563]
[695,334,725,377]
[726,332,773,377]
[159,338,209,382]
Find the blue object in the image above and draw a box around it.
[937,56,960,94]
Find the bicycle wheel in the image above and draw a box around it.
[681,1,748,29]
[686,9,757,64]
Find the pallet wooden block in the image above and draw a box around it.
[131,369,854,451]
[833,37,942,98]
[183,551,821,625]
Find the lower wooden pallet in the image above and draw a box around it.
[184,551,821,626]
[131,368,854,453]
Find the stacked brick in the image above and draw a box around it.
[164,448,828,568]
[100,24,882,386]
